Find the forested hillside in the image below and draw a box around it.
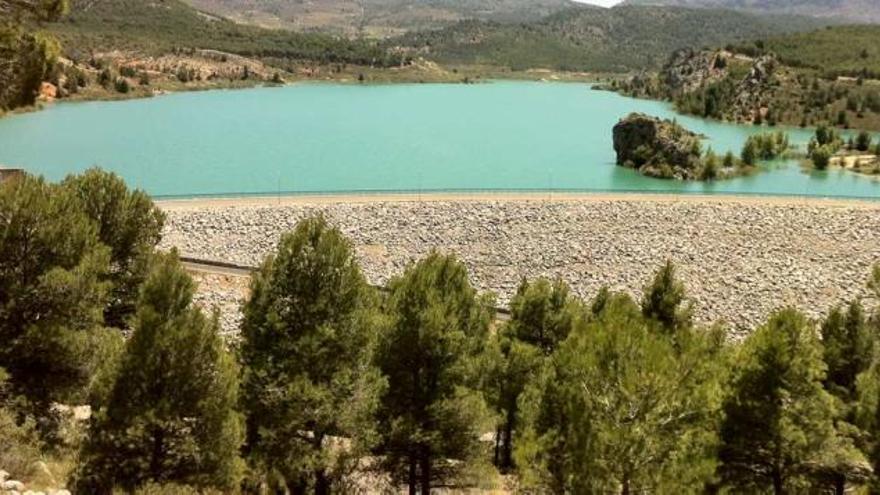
[611,25,880,130]
[731,25,880,78]
[183,0,576,37]
[622,0,880,23]
[392,5,829,72]
[49,0,405,66]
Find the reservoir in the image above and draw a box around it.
[0,81,877,199]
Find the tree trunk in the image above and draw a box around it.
[408,453,417,495]
[493,425,501,467]
[313,433,330,495]
[287,478,307,495]
[621,474,630,495]
[502,409,515,470]
[314,468,330,495]
[833,474,845,495]
[149,427,165,482]
[772,470,784,495]
[420,449,431,495]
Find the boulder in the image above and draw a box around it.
[612,113,703,180]
[2,479,25,491]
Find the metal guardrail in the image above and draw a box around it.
[180,256,512,321]
[154,187,880,202]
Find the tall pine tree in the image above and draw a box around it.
[240,216,385,494]
[719,308,866,493]
[75,251,243,494]
[375,252,494,494]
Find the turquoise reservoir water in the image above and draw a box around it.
[0,81,877,198]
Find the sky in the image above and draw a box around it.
[573,0,625,6]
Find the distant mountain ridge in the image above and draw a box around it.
[621,0,880,23]
[182,0,577,37]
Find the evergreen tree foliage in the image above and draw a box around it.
[516,291,725,493]
[0,174,113,414]
[75,251,244,494]
[375,252,494,494]
[822,301,874,403]
[240,215,385,494]
[485,278,581,471]
[62,168,165,329]
[0,0,67,111]
[719,308,866,493]
[641,260,692,334]
[869,263,880,300]
[506,277,580,355]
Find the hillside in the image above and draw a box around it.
[48,0,405,66]
[732,25,880,78]
[391,5,830,72]
[610,25,880,130]
[621,0,880,23]
[182,0,576,37]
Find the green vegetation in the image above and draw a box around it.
[614,26,880,132]
[516,283,725,492]
[731,25,880,80]
[392,6,827,73]
[613,113,753,180]
[183,0,572,37]
[741,131,792,165]
[807,125,844,170]
[3,169,880,493]
[719,308,867,492]
[62,168,166,329]
[485,278,581,471]
[50,0,406,67]
[375,252,494,493]
[240,216,384,493]
[0,0,66,111]
[74,251,244,494]
[0,173,115,419]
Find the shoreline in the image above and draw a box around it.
[156,190,880,211]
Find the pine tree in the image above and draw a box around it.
[75,251,244,494]
[516,292,724,494]
[0,174,114,419]
[375,252,494,494]
[641,260,692,334]
[719,309,865,493]
[240,216,385,494]
[62,168,166,329]
[822,301,873,402]
[741,139,758,166]
[485,278,581,471]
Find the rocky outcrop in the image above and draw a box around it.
[613,113,703,180]
[732,55,776,121]
[661,48,726,93]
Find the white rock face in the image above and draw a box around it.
[160,198,880,338]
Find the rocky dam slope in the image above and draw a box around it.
[158,196,880,337]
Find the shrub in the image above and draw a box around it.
[812,145,834,170]
[113,77,129,94]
